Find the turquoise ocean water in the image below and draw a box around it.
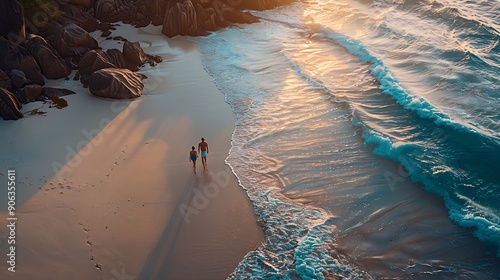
[195,0,500,278]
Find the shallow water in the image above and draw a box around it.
[195,0,500,278]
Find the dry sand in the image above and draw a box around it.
[0,24,263,279]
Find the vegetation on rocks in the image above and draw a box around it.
[18,0,63,31]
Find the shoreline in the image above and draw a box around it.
[0,24,264,279]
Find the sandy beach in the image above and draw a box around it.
[0,24,263,279]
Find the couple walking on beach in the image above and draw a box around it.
[189,138,209,172]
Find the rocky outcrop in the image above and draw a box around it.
[89,68,145,99]
[79,41,162,84]
[105,49,130,69]
[94,0,124,22]
[94,0,150,27]
[195,4,218,31]
[162,0,210,37]
[0,70,12,90]
[7,69,29,89]
[145,53,163,67]
[78,49,137,84]
[44,22,98,59]
[1,0,297,121]
[123,41,147,68]
[43,87,76,99]
[13,85,75,105]
[14,84,43,104]
[144,0,171,25]
[222,9,259,24]
[59,4,99,32]
[43,87,76,108]
[0,37,45,86]
[55,0,96,9]
[98,22,117,38]
[162,0,261,37]
[227,0,296,10]
[24,34,71,79]
[122,41,163,68]
[0,87,23,120]
[78,50,118,84]
[0,0,25,42]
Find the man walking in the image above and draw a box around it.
[198,137,209,169]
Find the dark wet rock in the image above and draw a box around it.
[94,0,149,26]
[38,87,76,109]
[123,41,147,69]
[43,87,76,98]
[47,95,69,109]
[0,37,45,86]
[94,0,123,22]
[195,4,217,31]
[162,0,210,37]
[112,36,127,41]
[15,86,75,109]
[0,87,23,120]
[14,84,43,104]
[0,70,12,91]
[223,9,259,24]
[0,0,25,42]
[41,87,75,109]
[78,48,140,84]
[44,22,98,59]
[159,0,257,37]
[59,4,99,32]
[214,15,231,29]
[78,50,118,82]
[7,69,29,90]
[145,53,163,67]
[230,0,296,10]
[65,58,80,71]
[105,49,130,69]
[133,11,151,28]
[78,49,129,71]
[100,22,117,30]
[145,0,171,25]
[55,0,96,9]
[98,21,118,37]
[24,34,71,79]
[79,41,158,83]
[37,21,62,40]
[101,30,112,37]
[121,41,162,68]
[89,68,145,99]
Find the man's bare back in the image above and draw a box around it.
[198,138,209,168]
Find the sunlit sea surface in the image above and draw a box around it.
[194,0,500,278]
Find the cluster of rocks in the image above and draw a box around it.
[0,28,80,120]
[0,0,295,120]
